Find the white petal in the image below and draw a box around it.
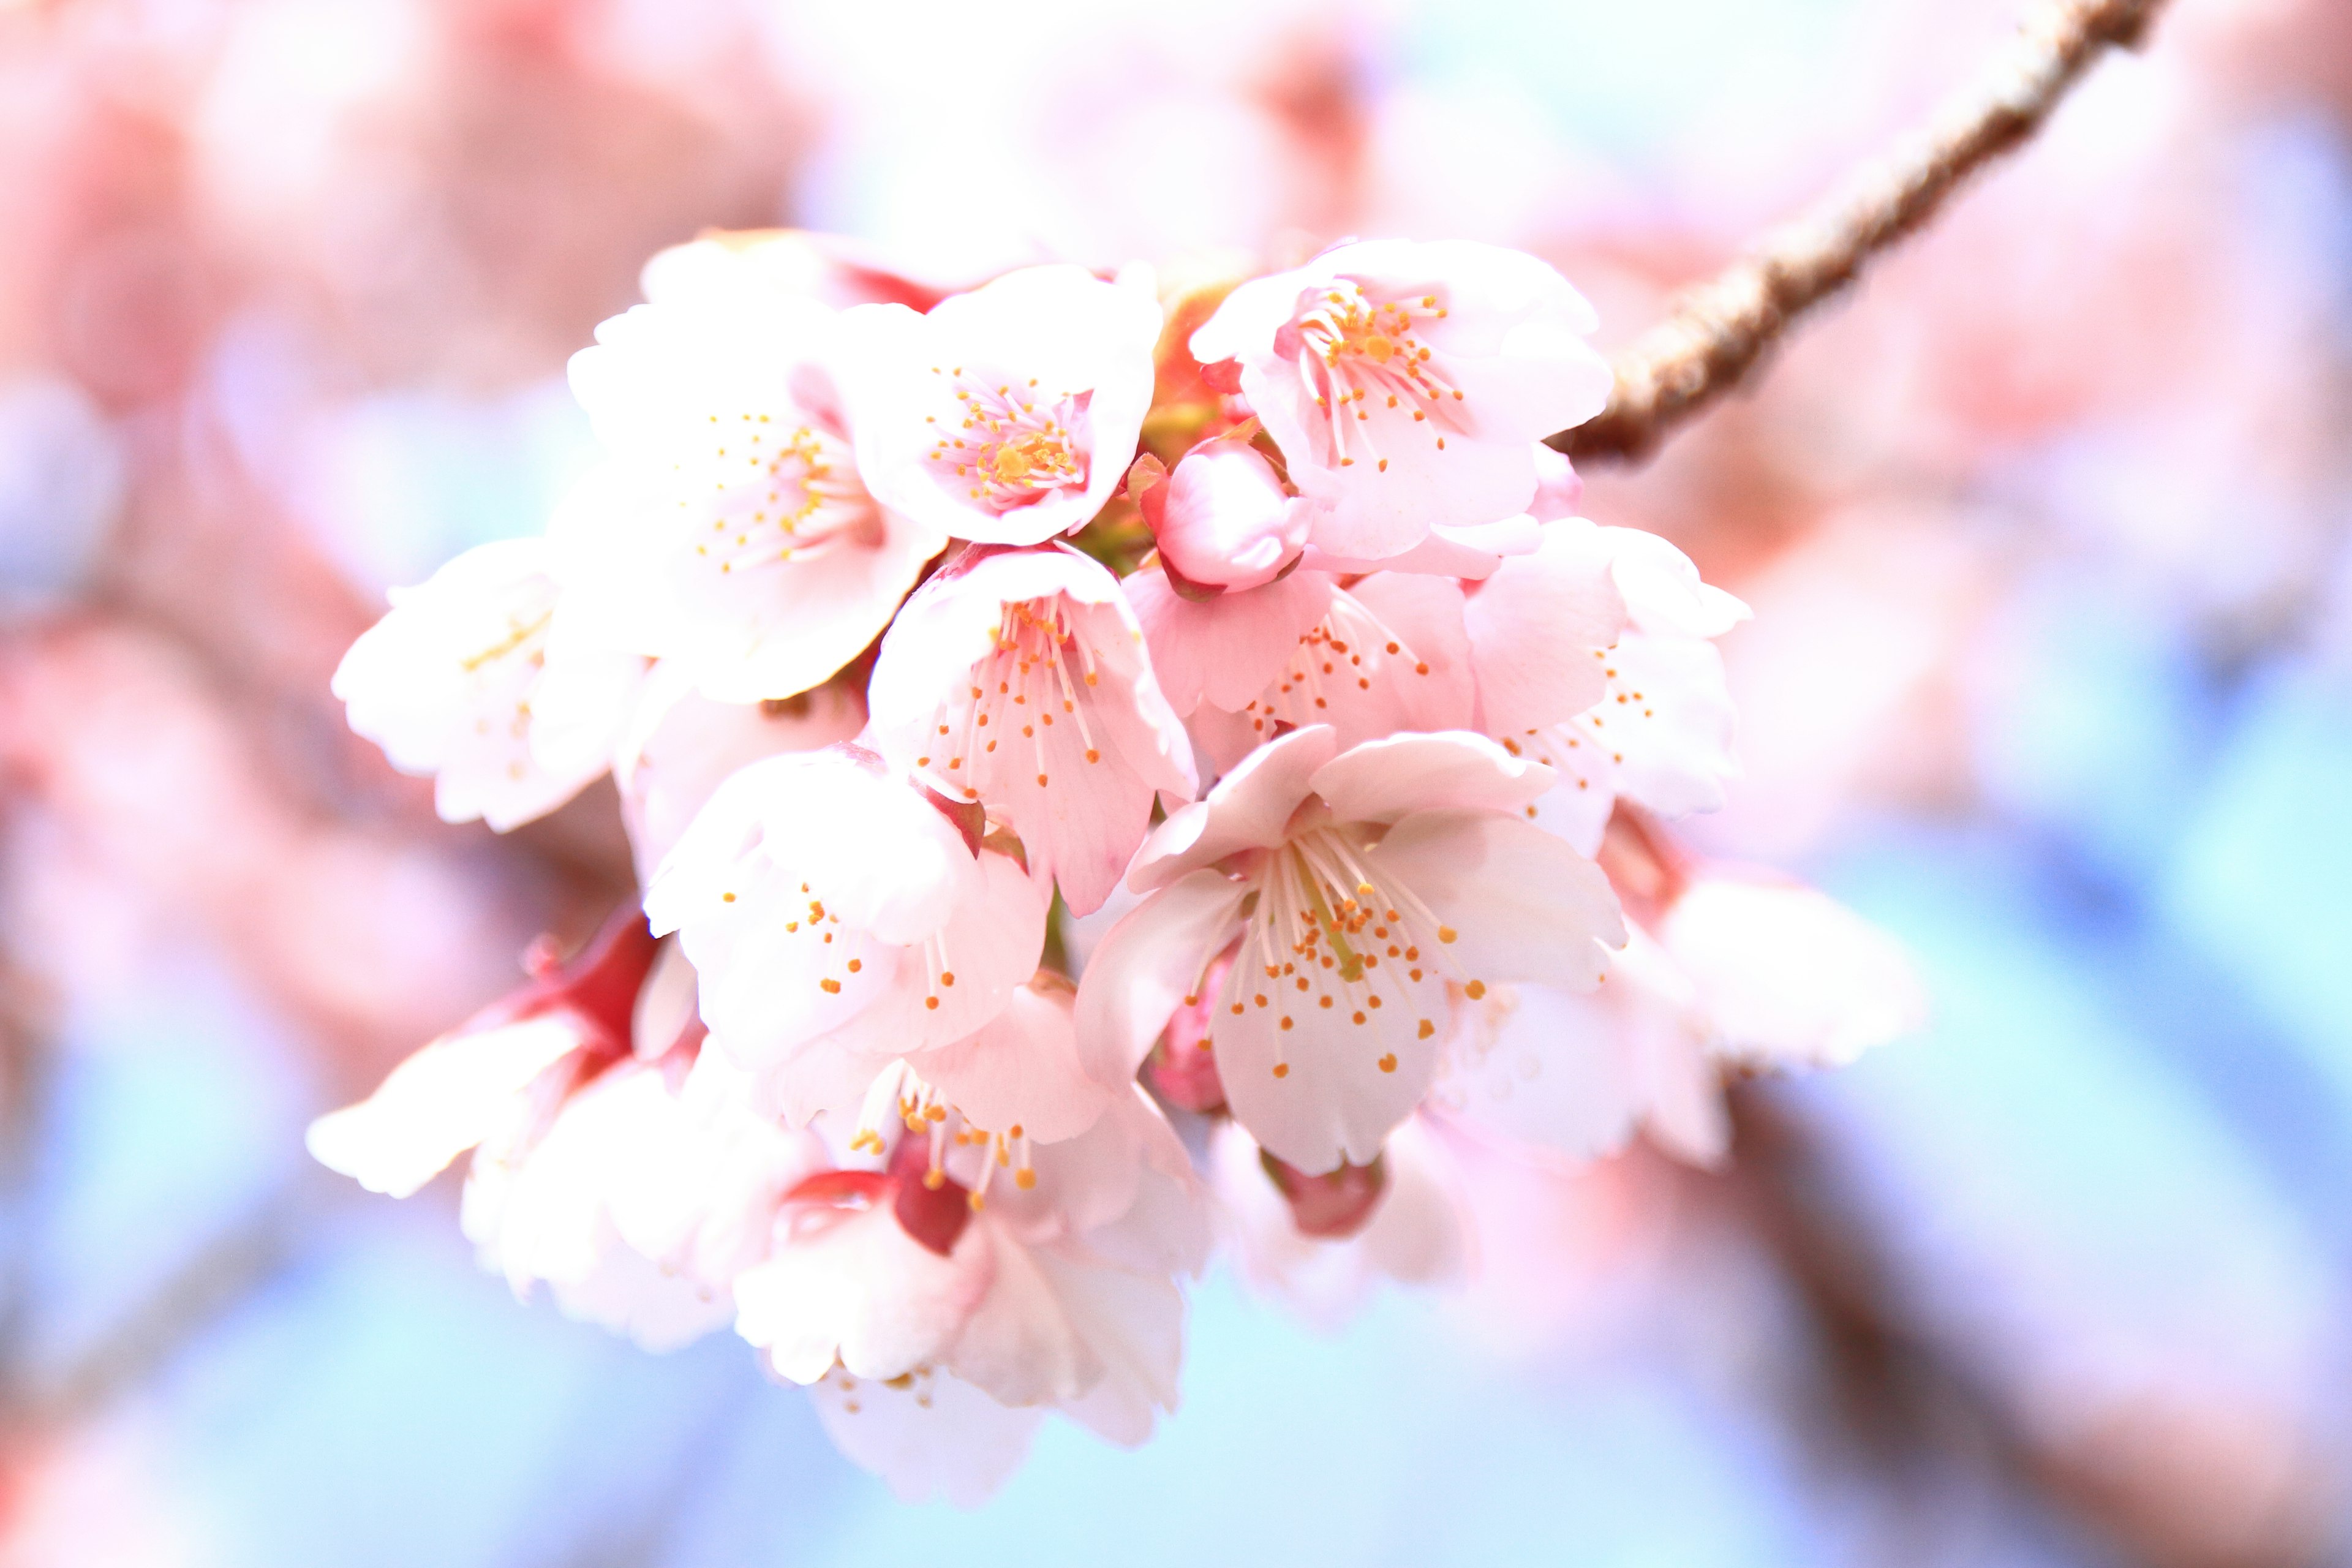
[1365,810,1625,988]
[807,1363,1044,1508]
[1306,731,1551,826]
[306,1014,584,1198]
[1129,725,1337,892]
[735,1205,992,1386]
[1660,876,1928,1069]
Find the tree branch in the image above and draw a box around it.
[1555,0,2170,465]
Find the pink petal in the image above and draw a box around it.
[1363,809,1625,988]
[1306,731,1550,826]
[1130,725,1338,892]
[1071,869,1245,1088]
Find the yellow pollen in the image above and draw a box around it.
[819,978,840,994]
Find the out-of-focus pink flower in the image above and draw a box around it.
[1191,239,1611,560]
[864,544,1196,916]
[331,538,644,832]
[554,238,946,704]
[1656,869,1929,1072]
[308,913,762,1349]
[1469,521,1749,855]
[306,908,659,1199]
[1438,843,1925,1170]
[1076,725,1624,1174]
[1136,432,1317,592]
[643,745,1046,1123]
[640,228,957,314]
[1208,1115,1469,1332]
[838,266,1161,546]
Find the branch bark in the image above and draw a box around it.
[1555,0,2170,465]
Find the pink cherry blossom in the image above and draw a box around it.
[1208,1116,1469,1333]
[864,544,1196,916]
[1189,239,1612,560]
[1075,725,1624,1174]
[642,744,1047,1123]
[1136,432,1317,592]
[1436,845,1925,1170]
[554,242,946,704]
[837,265,1161,546]
[1656,869,1928,1072]
[729,1080,1205,1496]
[1468,520,1750,855]
[307,912,758,1349]
[306,908,657,1198]
[331,537,644,832]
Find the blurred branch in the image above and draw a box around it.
[1,1180,318,1442]
[1720,1084,2332,1568]
[1555,0,2170,465]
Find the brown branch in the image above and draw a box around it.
[1555,0,2170,465]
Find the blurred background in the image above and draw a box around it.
[2,0,2349,1562]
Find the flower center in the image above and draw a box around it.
[690,416,876,576]
[1220,825,1485,1079]
[1292,283,1462,471]
[914,594,1107,797]
[925,370,1091,514]
[850,1061,1038,1213]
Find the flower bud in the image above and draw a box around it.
[1144,434,1313,593]
[1257,1148,1387,1240]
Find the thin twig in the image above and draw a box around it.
[1555,0,2170,464]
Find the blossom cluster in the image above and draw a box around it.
[311,230,1922,1504]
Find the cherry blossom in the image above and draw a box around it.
[1076,725,1624,1173]
[1468,520,1751,854]
[837,265,1162,546]
[1208,1116,1469,1332]
[306,908,658,1199]
[642,744,1048,1123]
[1436,833,1925,1170]
[307,912,750,1348]
[1190,239,1612,560]
[729,1079,1206,1499]
[864,544,1196,916]
[332,537,643,832]
[554,239,946,704]
[302,214,1921,1504]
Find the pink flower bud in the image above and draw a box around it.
[1145,948,1234,1114]
[1257,1147,1387,1240]
[1145,434,1314,593]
